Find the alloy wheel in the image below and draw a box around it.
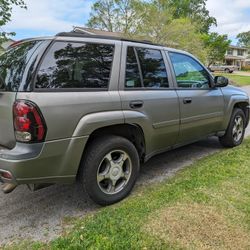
[97,150,132,195]
[232,115,244,142]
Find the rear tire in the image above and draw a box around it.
[219,108,246,148]
[78,135,140,206]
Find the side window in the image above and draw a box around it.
[169,52,210,89]
[125,46,169,88]
[137,48,169,88]
[0,41,42,91]
[36,42,114,89]
[125,47,142,88]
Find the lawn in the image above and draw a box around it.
[4,140,250,250]
[214,73,250,86]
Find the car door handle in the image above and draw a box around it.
[129,100,144,109]
[183,98,192,104]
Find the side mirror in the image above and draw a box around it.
[214,76,229,87]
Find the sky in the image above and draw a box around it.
[2,0,250,44]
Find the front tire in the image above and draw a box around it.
[219,108,246,148]
[78,135,140,206]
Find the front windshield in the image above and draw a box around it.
[0,41,41,91]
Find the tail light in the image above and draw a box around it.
[13,100,47,143]
[1,171,13,180]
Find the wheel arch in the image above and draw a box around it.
[75,123,146,180]
[84,123,146,161]
[222,95,249,130]
[234,102,249,127]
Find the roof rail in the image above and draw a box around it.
[55,31,162,46]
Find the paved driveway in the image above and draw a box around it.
[1,87,250,245]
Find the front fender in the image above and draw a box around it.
[222,94,249,130]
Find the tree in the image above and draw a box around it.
[137,16,207,62]
[86,0,218,62]
[0,0,26,42]
[87,0,216,34]
[164,19,208,62]
[87,0,143,35]
[237,31,250,47]
[203,32,231,66]
[129,2,207,62]
[134,1,173,42]
[156,0,217,33]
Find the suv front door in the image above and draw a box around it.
[168,51,225,144]
[119,43,180,156]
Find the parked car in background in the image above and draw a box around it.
[0,31,249,205]
[208,64,240,73]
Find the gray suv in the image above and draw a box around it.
[0,32,249,205]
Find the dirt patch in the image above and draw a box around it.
[144,203,250,250]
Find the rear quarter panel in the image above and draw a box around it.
[0,92,16,148]
[16,91,123,141]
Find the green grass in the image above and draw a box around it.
[215,73,250,86]
[3,140,250,250]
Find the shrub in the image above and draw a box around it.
[241,65,250,71]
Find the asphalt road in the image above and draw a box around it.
[1,87,250,245]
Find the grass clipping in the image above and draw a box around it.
[144,203,250,250]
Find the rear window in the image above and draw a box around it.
[0,41,41,91]
[35,42,114,89]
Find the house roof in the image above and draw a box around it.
[1,39,15,50]
[72,27,179,47]
[229,45,248,50]
[73,27,123,37]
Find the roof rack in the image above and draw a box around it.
[56,31,162,46]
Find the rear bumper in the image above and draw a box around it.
[0,136,88,185]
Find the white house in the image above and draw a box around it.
[225,45,250,69]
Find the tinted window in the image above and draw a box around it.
[169,52,210,89]
[36,42,114,89]
[125,47,142,88]
[125,47,169,88]
[0,41,42,91]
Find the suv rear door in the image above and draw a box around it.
[119,42,180,156]
[167,51,224,144]
[0,40,45,148]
